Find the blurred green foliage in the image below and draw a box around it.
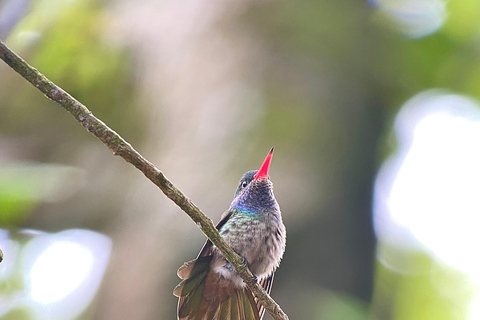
[0,163,82,226]
[0,169,39,225]
[373,246,473,320]
[2,0,143,147]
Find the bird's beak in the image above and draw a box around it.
[254,147,274,180]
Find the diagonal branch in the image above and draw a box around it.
[0,39,288,320]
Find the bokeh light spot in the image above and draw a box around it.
[375,90,480,274]
[29,241,94,304]
[371,0,447,38]
[374,90,480,320]
[22,229,112,320]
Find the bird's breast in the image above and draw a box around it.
[213,211,286,284]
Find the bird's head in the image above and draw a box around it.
[230,147,279,214]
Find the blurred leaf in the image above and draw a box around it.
[0,163,84,226]
[6,0,143,143]
[0,169,42,225]
[443,0,480,41]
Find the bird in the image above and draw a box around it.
[173,147,286,320]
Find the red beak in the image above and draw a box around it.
[254,147,274,180]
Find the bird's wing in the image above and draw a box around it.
[197,209,233,258]
[175,208,266,320]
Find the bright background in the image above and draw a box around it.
[1,0,480,319]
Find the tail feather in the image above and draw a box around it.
[203,303,219,320]
[240,289,260,320]
[175,256,212,318]
[178,276,206,318]
[174,255,264,320]
[182,268,208,299]
[177,256,213,281]
[255,274,274,319]
[217,294,231,319]
[230,293,240,319]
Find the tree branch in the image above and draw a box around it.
[0,39,288,320]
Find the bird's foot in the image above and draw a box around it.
[241,257,249,267]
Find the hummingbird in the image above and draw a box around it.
[173,147,286,320]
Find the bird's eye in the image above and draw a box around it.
[241,181,248,188]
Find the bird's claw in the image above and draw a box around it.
[241,257,248,267]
